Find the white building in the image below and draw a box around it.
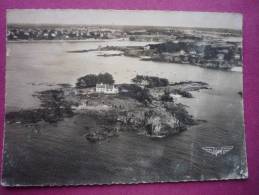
[143,45,150,50]
[96,83,119,94]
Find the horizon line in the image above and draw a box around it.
[7,23,242,31]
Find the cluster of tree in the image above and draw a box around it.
[76,73,114,88]
[203,45,236,61]
[119,84,152,105]
[132,75,169,88]
[149,41,191,54]
[148,41,241,63]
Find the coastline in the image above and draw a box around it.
[7,39,112,44]
[5,77,209,141]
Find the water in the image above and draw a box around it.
[3,40,247,186]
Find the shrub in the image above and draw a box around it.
[132,75,169,88]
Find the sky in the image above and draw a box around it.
[7,9,242,30]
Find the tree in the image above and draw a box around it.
[119,84,152,104]
[132,75,169,88]
[132,75,145,85]
[97,73,114,84]
[76,73,114,88]
[76,74,98,88]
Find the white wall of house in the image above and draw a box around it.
[96,83,118,94]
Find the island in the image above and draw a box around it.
[5,73,209,142]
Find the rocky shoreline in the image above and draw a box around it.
[67,39,242,71]
[5,75,209,142]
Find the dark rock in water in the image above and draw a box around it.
[97,53,122,57]
[6,109,43,124]
[85,126,119,143]
[67,49,96,53]
[173,89,193,98]
[6,89,75,125]
[85,132,105,142]
[238,91,243,97]
[160,90,174,102]
[57,83,72,88]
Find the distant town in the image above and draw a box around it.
[7,24,242,70]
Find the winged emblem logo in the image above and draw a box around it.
[202,146,234,156]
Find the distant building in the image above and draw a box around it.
[217,53,225,60]
[96,83,118,94]
[144,45,150,50]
